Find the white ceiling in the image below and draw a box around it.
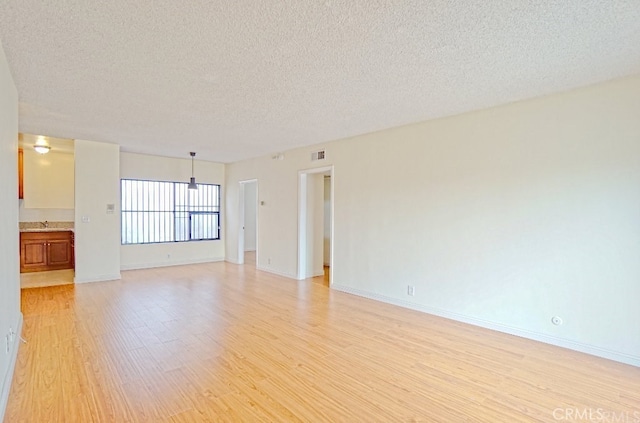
[1,1,639,163]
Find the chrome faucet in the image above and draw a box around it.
[41,220,49,228]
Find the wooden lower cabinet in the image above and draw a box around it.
[20,231,74,273]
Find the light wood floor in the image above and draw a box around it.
[7,262,639,422]
[243,251,256,267]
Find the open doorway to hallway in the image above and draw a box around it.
[320,174,331,285]
[298,166,333,285]
[238,179,258,266]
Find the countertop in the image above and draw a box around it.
[19,221,74,233]
[20,228,74,233]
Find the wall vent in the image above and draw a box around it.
[311,150,326,161]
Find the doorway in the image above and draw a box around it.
[297,166,333,284]
[238,179,258,266]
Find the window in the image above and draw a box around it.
[121,179,220,244]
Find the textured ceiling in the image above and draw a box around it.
[1,1,639,163]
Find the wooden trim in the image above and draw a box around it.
[18,148,23,199]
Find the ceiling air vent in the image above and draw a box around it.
[311,150,326,161]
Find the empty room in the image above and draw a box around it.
[1,1,639,422]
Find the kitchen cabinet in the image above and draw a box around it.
[20,231,74,273]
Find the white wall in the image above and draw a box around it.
[19,147,75,222]
[120,152,225,270]
[227,159,300,279]
[0,40,22,422]
[225,75,640,366]
[22,148,74,209]
[18,206,74,223]
[74,140,121,283]
[243,181,257,251]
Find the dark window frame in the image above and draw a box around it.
[121,178,221,245]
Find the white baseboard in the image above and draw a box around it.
[120,257,224,271]
[0,312,23,422]
[256,265,298,280]
[74,273,122,283]
[332,285,640,368]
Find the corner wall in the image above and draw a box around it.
[74,140,121,283]
[0,40,22,422]
[225,75,640,366]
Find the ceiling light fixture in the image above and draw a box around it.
[188,151,198,190]
[34,145,50,154]
[34,136,51,154]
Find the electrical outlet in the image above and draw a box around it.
[407,285,415,296]
[551,316,563,326]
[268,258,271,265]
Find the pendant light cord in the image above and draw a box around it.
[188,152,198,189]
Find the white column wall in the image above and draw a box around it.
[0,40,22,420]
[74,139,121,283]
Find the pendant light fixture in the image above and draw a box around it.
[188,151,198,190]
